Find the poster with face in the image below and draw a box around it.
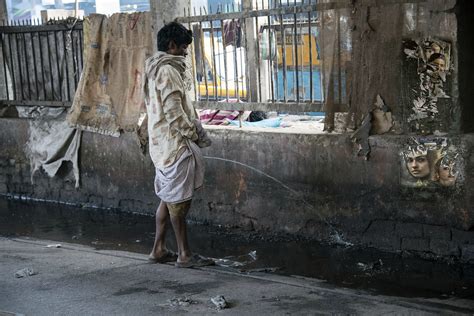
[401,138,462,188]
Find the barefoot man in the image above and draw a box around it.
[144,22,213,268]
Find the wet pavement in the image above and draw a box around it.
[3,237,474,315]
[0,197,473,301]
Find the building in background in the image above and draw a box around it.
[4,0,151,22]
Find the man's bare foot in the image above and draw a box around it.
[148,249,177,263]
[175,254,215,268]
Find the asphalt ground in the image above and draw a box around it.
[1,237,473,315]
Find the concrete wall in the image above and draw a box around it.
[1,119,473,261]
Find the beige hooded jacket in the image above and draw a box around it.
[144,52,199,169]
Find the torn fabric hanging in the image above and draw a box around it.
[317,1,352,132]
[67,12,153,136]
[21,107,82,188]
[223,19,242,47]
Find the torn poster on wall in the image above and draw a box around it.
[400,137,462,188]
[403,39,451,132]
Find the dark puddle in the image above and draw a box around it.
[0,197,473,300]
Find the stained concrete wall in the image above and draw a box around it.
[1,119,473,260]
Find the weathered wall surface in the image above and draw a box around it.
[1,119,473,260]
[1,0,473,261]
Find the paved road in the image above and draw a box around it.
[0,237,473,315]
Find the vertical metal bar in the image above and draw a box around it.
[70,29,78,88]
[46,31,55,99]
[38,31,47,100]
[30,30,39,100]
[267,10,274,102]
[319,9,325,103]
[293,5,299,103]
[1,33,10,100]
[186,8,197,102]
[233,31,239,100]
[14,28,25,100]
[240,13,248,101]
[62,30,71,101]
[8,32,18,100]
[78,28,84,72]
[273,14,279,102]
[209,18,218,101]
[299,8,305,102]
[254,14,262,102]
[336,10,342,105]
[308,9,313,102]
[7,33,16,99]
[279,9,287,102]
[198,18,209,101]
[220,17,229,101]
[22,31,32,99]
[54,31,62,100]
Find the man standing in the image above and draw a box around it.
[144,22,212,268]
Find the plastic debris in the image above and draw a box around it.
[240,267,280,274]
[357,259,386,275]
[210,295,228,310]
[166,297,197,308]
[14,268,38,278]
[212,250,258,269]
[45,244,62,248]
[329,232,354,247]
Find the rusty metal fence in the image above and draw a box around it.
[177,0,352,113]
[0,18,83,108]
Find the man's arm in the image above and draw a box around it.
[162,91,198,141]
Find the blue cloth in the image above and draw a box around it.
[228,117,282,127]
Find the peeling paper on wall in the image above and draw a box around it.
[351,95,394,160]
[403,39,451,131]
[371,95,393,135]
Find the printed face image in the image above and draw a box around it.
[438,162,457,186]
[424,43,441,60]
[406,155,430,178]
[430,57,446,73]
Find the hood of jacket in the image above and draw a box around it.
[144,51,187,80]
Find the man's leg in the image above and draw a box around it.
[168,200,192,263]
[149,201,171,260]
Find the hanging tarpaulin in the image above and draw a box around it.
[20,107,82,188]
[67,12,153,136]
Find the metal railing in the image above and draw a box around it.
[178,0,352,113]
[0,18,83,108]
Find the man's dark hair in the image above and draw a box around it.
[157,22,193,52]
